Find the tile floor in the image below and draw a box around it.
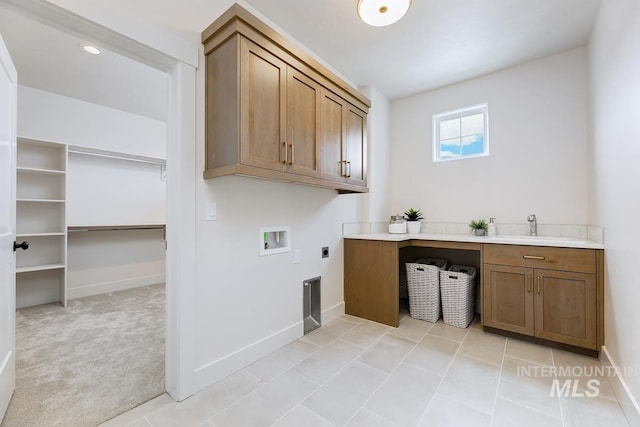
[102,310,631,427]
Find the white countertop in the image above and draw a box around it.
[343,232,605,249]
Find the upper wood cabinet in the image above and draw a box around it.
[202,4,370,193]
[285,67,321,178]
[321,89,367,187]
[238,38,286,173]
[238,38,320,178]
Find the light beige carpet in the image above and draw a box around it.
[1,284,165,427]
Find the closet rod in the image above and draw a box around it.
[67,149,166,166]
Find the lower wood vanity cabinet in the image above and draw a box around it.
[344,239,400,327]
[343,238,604,353]
[343,238,482,328]
[483,244,602,350]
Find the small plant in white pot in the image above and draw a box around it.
[469,219,488,236]
[404,208,423,234]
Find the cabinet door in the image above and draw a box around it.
[239,38,287,172]
[344,239,399,327]
[534,269,597,349]
[320,89,346,182]
[483,264,534,336]
[286,68,321,177]
[344,105,367,187]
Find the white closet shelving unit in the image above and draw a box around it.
[16,137,67,308]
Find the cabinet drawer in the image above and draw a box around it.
[483,244,596,274]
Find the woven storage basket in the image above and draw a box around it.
[406,258,448,322]
[440,265,477,328]
[416,258,448,269]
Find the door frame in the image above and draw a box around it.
[0,0,199,401]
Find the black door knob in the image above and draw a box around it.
[13,241,29,251]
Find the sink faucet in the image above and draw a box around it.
[527,214,537,236]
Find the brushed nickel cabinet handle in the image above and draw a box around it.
[289,143,294,165]
[281,142,287,164]
[527,274,532,293]
[537,276,541,294]
[347,161,352,178]
[523,255,546,260]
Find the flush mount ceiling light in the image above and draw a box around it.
[357,0,412,27]
[82,44,101,55]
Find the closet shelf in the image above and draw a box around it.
[16,138,67,308]
[16,232,66,237]
[17,167,66,175]
[68,146,166,166]
[16,264,66,274]
[17,198,66,203]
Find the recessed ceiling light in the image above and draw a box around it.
[83,45,101,55]
[357,0,412,27]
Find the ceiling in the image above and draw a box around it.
[0,6,169,121]
[0,0,602,121]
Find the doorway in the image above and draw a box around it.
[3,2,192,422]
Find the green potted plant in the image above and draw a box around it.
[404,208,423,234]
[469,219,488,236]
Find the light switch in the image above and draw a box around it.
[206,202,217,221]
[293,249,301,264]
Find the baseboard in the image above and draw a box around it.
[66,274,165,300]
[600,346,640,426]
[193,320,303,392]
[321,301,345,325]
[193,301,346,393]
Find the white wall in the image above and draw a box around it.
[189,86,391,381]
[190,48,377,388]
[361,86,392,223]
[18,85,166,159]
[67,153,165,227]
[67,228,165,299]
[589,0,640,422]
[193,176,361,384]
[390,48,589,225]
[167,2,395,391]
[17,85,167,298]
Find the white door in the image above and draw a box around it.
[0,33,17,422]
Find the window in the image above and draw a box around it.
[433,103,489,162]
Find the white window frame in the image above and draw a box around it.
[432,103,489,162]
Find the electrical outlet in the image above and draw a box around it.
[322,246,329,258]
[293,249,301,264]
